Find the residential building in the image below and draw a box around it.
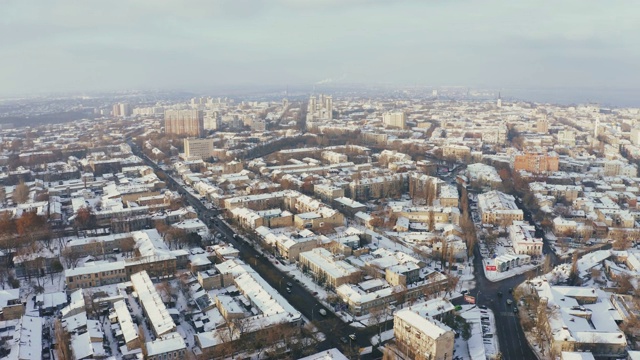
[0,289,24,320]
[383,111,407,129]
[165,109,204,137]
[514,152,559,174]
[393,307,455,360]
[509,221,543,256]
[537,117,549,134]
[477,190,523,226]
[442,145,471,161]
[299,248,361,290]
[531,282,627,358]
[184,138,214,159]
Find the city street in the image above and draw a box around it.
[130,140,380,358]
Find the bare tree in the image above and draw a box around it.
[13,182,30,204]
[61,247,83,268]
[54,318,71,360]
[369,306,389,346]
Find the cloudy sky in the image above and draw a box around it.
[0,0,638,96]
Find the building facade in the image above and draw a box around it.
[165,109,204,137]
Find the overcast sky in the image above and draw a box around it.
[1,0,638,96]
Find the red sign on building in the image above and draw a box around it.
[485,265,497,271]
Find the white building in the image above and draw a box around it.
[477,190,523,226]
[383,111,406,129]
[184,138,214,159]
[393,307,455,360]
[509,221,543,256]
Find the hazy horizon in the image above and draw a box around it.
[1,0,639,105]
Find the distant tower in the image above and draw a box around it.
[594,117,600,138]
[536,116,549,134]
[497,92,502,108]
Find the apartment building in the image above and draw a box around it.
[65,230,179,290]
[0,289,24,320]
[513,152,559,174]
[442,145,471,161]
[165,109,204,137]
[532,283,627,358]
[349,174,406,202]
[383,111,406,129]
[256,226,319,262]
[477,190,523,226]
[509,221,543,256]
[184,138,214,159]
[393,308,455,360]
[466,163,502,188]
[299,248,361,290]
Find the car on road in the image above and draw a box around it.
[506,299,513,305]
[319,309,327,316]
[508,288,513,293]
[286,287,291,293]
[349,334,356,341]
[340,337,348,344]
[513,307,518,313]
[497,291,503,297]
[479,305,487,310]
[312,291,318,296]
[287,282,292,287]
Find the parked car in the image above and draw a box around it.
[319,309,327,316]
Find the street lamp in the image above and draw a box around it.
[279,276,285,289]
[312,303,318,322]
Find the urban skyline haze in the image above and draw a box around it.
[1,0,638,105]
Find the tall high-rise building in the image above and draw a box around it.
[536,116,549,134]
[631,127,640,146]
[112,103,131,117]
[497,92,502,108]
[306,94,333,124]
[383,111,406,129]
[203,113,221,131]
[165,109,204,137]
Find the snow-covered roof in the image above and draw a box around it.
[8,315,42,360]
[130,271,176,337]
[395,308,453,339]
[146,332,186,357]
[298,348,349,360]
[114,300,138,345]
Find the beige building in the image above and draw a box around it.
[184,138,214,159]
[349,174,406,201]
[442,144,471,161]
[394,308,455,360]
[477,190,523,226]
[314,184,345,202]
[383,111,406,129]
[509,221,543,256]
[299,248,361,290]
[0,289,24,320]
[165,109,204,137]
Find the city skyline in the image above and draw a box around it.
[1,0,639,103]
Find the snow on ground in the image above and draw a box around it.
[359,346,373,355]
[482,258,538,282]
[459,305,499,360]
[370,328,394,346]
